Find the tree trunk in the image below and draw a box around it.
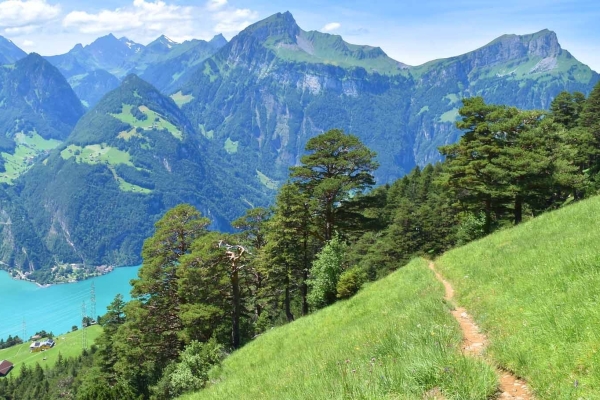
[284,283,294,322]
[231,268,241,349]
[514,195,523,225]
[302,230,309,316]
[484,196,492,234]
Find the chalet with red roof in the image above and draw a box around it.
[0,360,13,377]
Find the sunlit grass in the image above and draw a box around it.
[0,131,61,184]
[171,91,194,108]
[183,259,497,400]
[0,325,102,377]
[437,195,600,399]
[111,104,182,140]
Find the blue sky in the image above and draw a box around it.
[0,0,598,71]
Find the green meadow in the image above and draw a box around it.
[437,196,600,398]
[0,325,102,377]
[184,259,497,400]
[111,104,182,140]
[171,91,194,107]
[0,131,61,184]
[60,144,151,193]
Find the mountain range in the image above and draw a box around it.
[0,11,597,278]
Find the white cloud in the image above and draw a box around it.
[0,0,60,34]
[322,22,341,32]
[61,0,259,44]
[206,0,227,11]
[21,39,33,47]
[63,1,193,37]
[212,8,259,33]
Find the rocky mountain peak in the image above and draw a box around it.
[240,11,301,43]
[467,29,562,69]
[209,34,228,48]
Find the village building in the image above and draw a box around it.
[0,360,13,377]
[29,339,54,353]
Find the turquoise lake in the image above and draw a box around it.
[0,266,141,340]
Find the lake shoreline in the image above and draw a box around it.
[1,264,139,287]
[0,266,141,344]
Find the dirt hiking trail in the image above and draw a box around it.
[428,261,534,400]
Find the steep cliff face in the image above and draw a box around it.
[179,15,599,186]
[181,13,415,185]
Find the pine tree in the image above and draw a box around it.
[260,183,315,321]
[126,204,210,382]
[290,129,379,241]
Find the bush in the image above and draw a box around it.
[455,212,487,245]
[336,266,367,299]
[307,235,347,310]
[151,338,223,399]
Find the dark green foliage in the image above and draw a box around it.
[551,91,586,129]
[151,339,223,399]
[291,129,379,241]
[0,335,22,350]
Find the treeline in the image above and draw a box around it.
[1,83,599,400]
[0,336,22,350]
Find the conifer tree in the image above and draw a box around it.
[291,129,379,241]
[260,183,315,320]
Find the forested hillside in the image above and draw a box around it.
[5,75,268,282]
[1,80,599,398]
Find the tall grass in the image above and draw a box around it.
[184,259,496,400]
[437,196,600,399]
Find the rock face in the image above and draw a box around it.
[177,13,599,186]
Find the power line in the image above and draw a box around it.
[90,281,96,322]
[81,301,87,350]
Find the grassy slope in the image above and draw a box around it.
[185,259,496,400]
[437,196,600,399]
[0,325,102,376]
[0,131,61,184]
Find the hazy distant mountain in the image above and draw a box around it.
[46,33,227,106]
[140,35,229,93]
[0,53,84,152]
[0,36,26,65]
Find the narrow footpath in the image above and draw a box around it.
[428,262,533,400]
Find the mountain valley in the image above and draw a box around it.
[0,11,596,278]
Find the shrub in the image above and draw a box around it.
[336,266,367,299]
